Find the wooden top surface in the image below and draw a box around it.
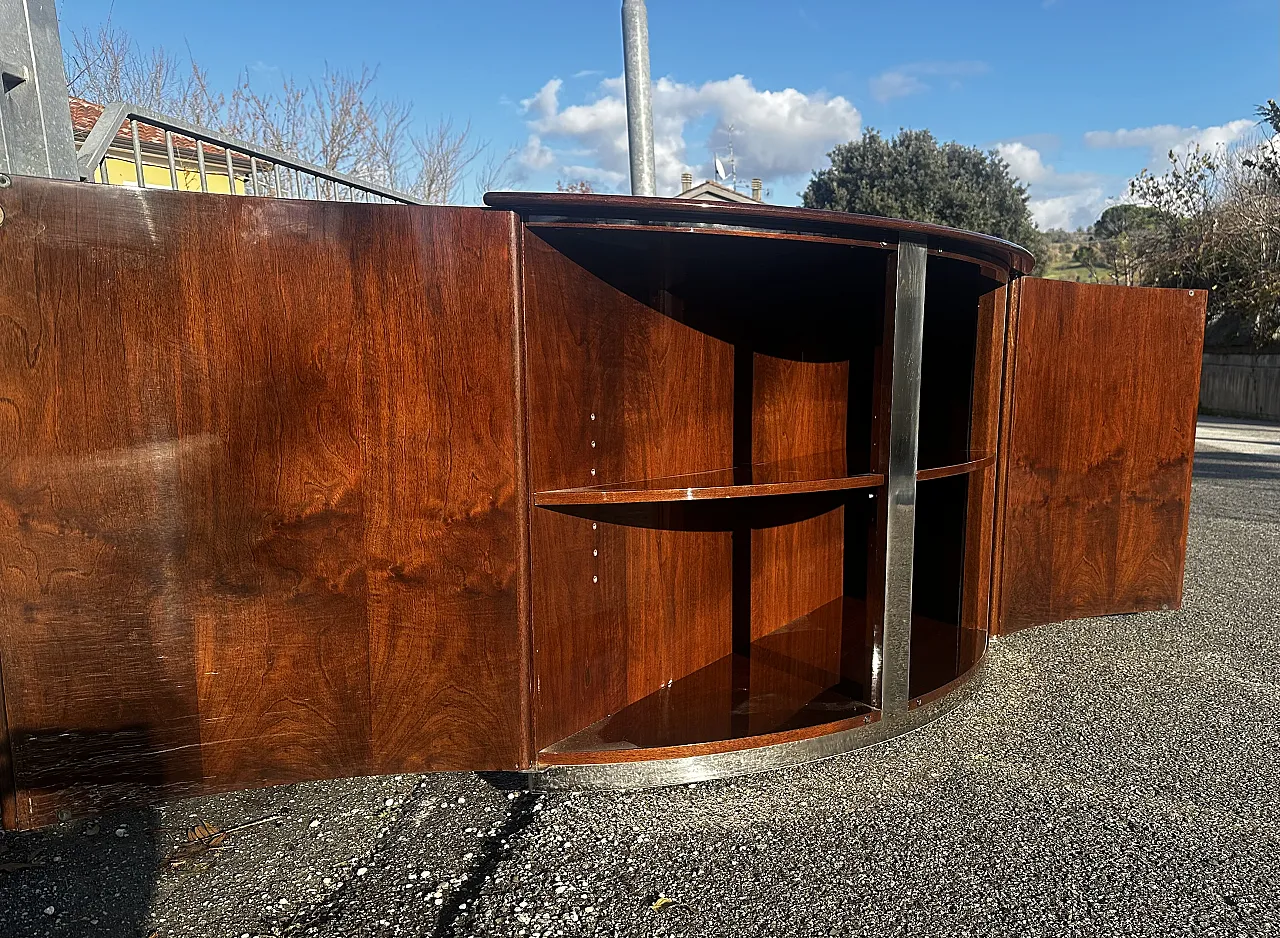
[484,191,1036,275]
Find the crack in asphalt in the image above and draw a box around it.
[432,790,541,938]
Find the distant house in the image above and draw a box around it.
[676,172,765,203]
[70,97,246,193]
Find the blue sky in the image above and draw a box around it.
[58,0,1278,228]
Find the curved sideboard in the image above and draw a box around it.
[499,193,1018,784]
[0,179,1206,828]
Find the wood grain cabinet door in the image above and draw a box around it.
[995,278,1207,633]
[0,177,529,829]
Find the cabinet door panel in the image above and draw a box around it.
[997,279,1206,632]
[0,177,527,828]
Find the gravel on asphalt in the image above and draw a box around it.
[1,416,1277,938]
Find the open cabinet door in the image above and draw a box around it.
[0,177,530,829]
[994,278,1207,634]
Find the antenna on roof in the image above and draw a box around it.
[711,125,740,191]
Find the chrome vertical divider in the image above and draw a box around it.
[881,235,928,715]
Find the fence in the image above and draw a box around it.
[1200,353,1280,422]
[77,102,424,205]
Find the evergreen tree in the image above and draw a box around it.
[803,128,1045,266]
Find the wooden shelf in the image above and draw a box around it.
[916,454,995,481]
[534,455,994,504]
[535,452,883,506]
[535,472,883,506]
[909,615,987,704]
[539,596,876,763]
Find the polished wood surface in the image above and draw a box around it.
[997,279,1207,631]
[522,228,736,493]
[988,277,1024,639]
[485,191,1036,275]
[521,220,897,752]
[910,473,970,698]
[748,354,852,644]
[0,177,528,827]
[540,712,879,766]
[960,285,1009,642]
[540,595,875,763]
[522,227,736,750]
[916,455,995,481]
[362,206,528,775]
[535,469,884,505]
[521,222,892,752]
[0,180,1209,826]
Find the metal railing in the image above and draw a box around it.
[76,101,425,204]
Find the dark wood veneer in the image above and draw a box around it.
[0,179,1207,825]
[996,279,1206,631]
[540,595,875,761]
[916,456,995,481]
[535,469,883,505]
[0,177,528,827]
[486,192,1036,275]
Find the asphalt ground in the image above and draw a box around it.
[1,415,1277,938]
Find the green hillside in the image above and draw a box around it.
[1038,231,1113,283]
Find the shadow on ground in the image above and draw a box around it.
[1192,448,1280,482]
[0,807,158,937]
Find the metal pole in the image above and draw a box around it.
[621,0,656,196]
[880,235,928,716]
[0,0,78,178]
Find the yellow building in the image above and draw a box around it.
[70,97,246,193]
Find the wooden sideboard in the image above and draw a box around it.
[0,178,1206,828]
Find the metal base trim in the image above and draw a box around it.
[528,656,986,791]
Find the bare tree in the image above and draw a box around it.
[229,66,379,174]
[364,100,415,190]
[474,145,521,201]
[65,23,222,124]
[64,23,509,204]
[1128,112,1280,342]
[405,118,481,204]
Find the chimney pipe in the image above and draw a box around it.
[681,172,693,193]
[622,0,656,196]
[751,178,763,202]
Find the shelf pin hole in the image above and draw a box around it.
[592,522,598,530]
[590,440,596,448]
[593,549,598,557]
[592,575,598,584]
[590,468,596,476]
[590,413,596,421]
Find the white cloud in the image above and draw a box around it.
[869,61,989,103]
[996,141,1102,191]
[869,72,927,102]
[520,73,861,195]
[1026,189,1113,231]
[560,164,627,188]
[1000,117,1257,228]
[996,141,1052,184]
[519,134,555,171]
[1084,119,1254,162]
[521,79,563,121]
[995,141,1113,229]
